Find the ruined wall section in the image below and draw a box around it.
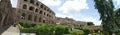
[0,0,16,34]
[17,0,56,24]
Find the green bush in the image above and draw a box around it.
[18,20,71,35]
[63,34,73,35]
[91,33,98,35]
[100,33,104,35]
[34,23,70,35]
[70,29,84,35]
[34,24,54,35]
[19,20,32,28]
[115,31,120,35]
[82,28,91,35]
[94,27,101,33]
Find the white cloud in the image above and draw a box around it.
[58,0,89,14]
[113,0,120,9]
[39,0,62,6]
[81,17,101,26]
[115,0,120,5]
[11,0,18,8]
[55,13,73,18]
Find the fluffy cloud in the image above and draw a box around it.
[39,0,62,6]
[113,0,120,9]
[58,0,89,14]
[115,0,120,5]
[11,0,18,8]
[81,17,101,26]
[55,13,73,18]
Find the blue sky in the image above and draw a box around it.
[11,0,120,26]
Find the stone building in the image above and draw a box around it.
[15,0,88,28]
[56,17,88,28]
[16,0,56,24]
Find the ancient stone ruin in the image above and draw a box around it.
[0,0,16,34]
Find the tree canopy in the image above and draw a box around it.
[87,22,94,26]
[94,0,120,35]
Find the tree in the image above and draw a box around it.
[87,22,94,26]
[94,0,118,35]
[114,9,120,28]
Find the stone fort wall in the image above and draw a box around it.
[16,0,56,24]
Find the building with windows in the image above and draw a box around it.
[16,0,56,24]
[56,17,88,28]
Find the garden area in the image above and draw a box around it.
[17,20,104,35]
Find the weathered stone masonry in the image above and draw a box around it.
[16,0,56,24]
[0,0,16,34]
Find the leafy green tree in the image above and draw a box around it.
[114,9,120,28]
[94,0,119,35]
[87,22,94,26]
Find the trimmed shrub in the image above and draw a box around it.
[82,28,91,35]
[70,29,84,35]
[91,33,98,35]
[19,20,32,28]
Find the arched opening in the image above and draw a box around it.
[40,5,43,8]
[23,4,27,9]
[34,16,37,22]
[39,10,43,14]
[21,13,25,19]
[24,0,27,1]
[44,13,46,15]
[30,0,34,4]
[43,20,45,23]
[3,16,8,26]
[28,14,32,21]
[35,9,38,12]
[39,18,41,22]
[29,6,34,11]
[47,14,49,17]
[36,2,39,6]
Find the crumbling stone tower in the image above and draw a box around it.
[0,0,16,34]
